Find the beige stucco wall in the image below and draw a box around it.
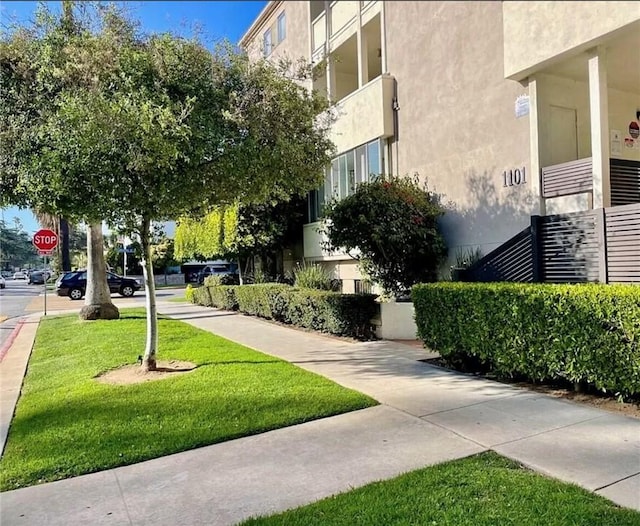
[385,1,535,258]
[243,1,310,65]
[503,2,640,79]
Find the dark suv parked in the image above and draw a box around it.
[56,271,142,300]
[197,263,238,285]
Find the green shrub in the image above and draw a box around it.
[324,174,447,295]
[191,285,212,307]
[185,284,195,303]
[235,284,291,319]
[292,262,336,291]
[203,275,224,287]
[284,289,378,338]
[412,283,640,397]
[208,285,239,311]
[191,283,377,339]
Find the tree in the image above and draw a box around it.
[1,4,333,370]
[1,2,120,319]
[0,219,38,270]
[174,197,306,278]
[324,175,447,296]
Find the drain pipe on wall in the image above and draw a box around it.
[392,77,400,176]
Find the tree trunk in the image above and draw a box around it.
[140,217,158,371]
[79,222,119,320]
[237,257,244,285]
[60,217,71,271]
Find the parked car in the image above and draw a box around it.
[197,263,238,285]
[0,276,5,289]
[28,271,48,285]
[56,270,142,300]
[13,271,26,280]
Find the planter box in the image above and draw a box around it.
[376,301,417,340]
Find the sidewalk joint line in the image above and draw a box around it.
[385,404,489,449]
[594,471,640,492]
[490,415,606,448]
[113,472,135,525]
[417,392,529,418]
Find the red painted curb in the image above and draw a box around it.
[0,319,25,363]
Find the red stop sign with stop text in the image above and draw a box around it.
[33,229,59,251]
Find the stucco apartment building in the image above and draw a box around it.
[241,1,640,292]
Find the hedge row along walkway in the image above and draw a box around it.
[0,301,638,525]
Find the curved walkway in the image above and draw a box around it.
[0,301,638,525]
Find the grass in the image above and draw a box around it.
[0,309,376,490]
[241,452,640,525]
[167,296,189,302]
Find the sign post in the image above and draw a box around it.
[32,229,58,316]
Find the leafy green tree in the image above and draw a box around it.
[0,219,38,270]
[1,3,333,370]
[324,175,447,296]
[151,237,179,273]
[175,197,306,279]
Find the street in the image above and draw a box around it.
[0,278,43,350]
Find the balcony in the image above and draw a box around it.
[311,1,382,59]
[329,74,394,154]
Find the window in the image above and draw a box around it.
[307,186,325,223]
[367,140,380,180]
[263,28,272,57]
[277,12,286,43]
[307,139,386,222]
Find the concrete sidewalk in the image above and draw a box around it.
[0,301,638,526]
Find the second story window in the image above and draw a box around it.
[263,28,272,57]
[277,12,286,43]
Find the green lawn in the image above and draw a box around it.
[0,310,376,490]
[166,296,189,302]
[242,452,640,525]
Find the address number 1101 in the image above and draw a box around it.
[503,167,527,187]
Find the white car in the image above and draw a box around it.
[13,271,26,280]
[0,276,5,289]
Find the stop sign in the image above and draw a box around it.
[33,229,59,251]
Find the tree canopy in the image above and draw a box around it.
[174,198,306,266]
[1,2,334,368]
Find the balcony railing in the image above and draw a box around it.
[541,158,640,205]
[312,12,326,53]
[541,157,593,198]
[330,1,358,37]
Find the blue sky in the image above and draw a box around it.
[1,0,267,235]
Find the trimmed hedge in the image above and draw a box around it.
[412,283,640,397]
[190,284,377,339]
[192,285,238,311]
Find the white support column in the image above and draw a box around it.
[356,4,368,87]
[380,0,387,74]
[528,76,545,215]
[324,0,335,100]
[588,47,611,209]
